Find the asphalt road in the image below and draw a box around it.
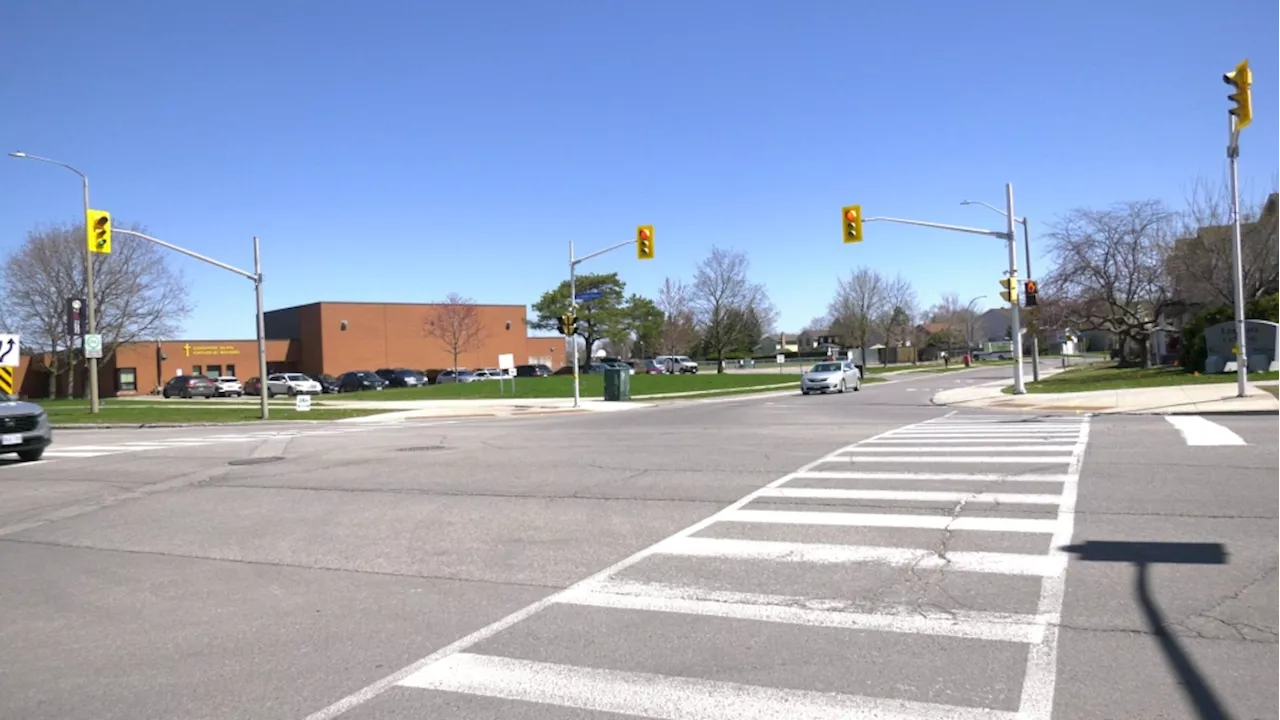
[0,362,1274,720]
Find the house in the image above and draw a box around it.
[754,332,800,356]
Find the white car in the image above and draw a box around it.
[214,376,244,397]
[800,360,862,395]
[265,373,322,397]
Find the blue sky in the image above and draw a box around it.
[2,0,1276,340]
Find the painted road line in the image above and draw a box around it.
[398,653,1019,720]
[654,537,1064,576]
[559,579,1049,644]
[759,487,1063,504]
[864,438,1079,444]
[840,445,1079,453]
[1015,417,1091,720]
[724,509,1059,534]
[815,455,1075,464]
[791,470,1076,484]
[1164,415,1247,446]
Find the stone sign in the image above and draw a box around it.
[1204,320,1279,373]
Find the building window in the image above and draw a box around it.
[117,368,138,392]
[226,364,236,378]
[192,365,202,376]
[206,365,221,377]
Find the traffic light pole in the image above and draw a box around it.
[112,229,271,420]
[1227,116,1249,398]
[1021,217,1040,383]
[863,182,1026,394]
[568,237,633,408]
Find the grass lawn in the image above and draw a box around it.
[1016,364,1280,394]
[343,372,797,401]
[1261,386,1279,399]
[34,399,385,424]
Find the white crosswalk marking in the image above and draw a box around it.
[38,426,385,461]
[1164,415,1247,446]
[302,412,1092,720]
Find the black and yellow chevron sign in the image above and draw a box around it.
[0,367,13,395]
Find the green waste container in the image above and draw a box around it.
[603,366,631,401]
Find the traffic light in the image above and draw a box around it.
[636,225,654,260]
[1024,280,1039,307]
[999,277,1018,304]
[842,205,863,243]
[557,313,577,336]
[86,209,112,254]
[1224,59,1252,131]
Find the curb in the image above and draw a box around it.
[50,420,344,430]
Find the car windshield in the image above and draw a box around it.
[811,363,842,373]
[284,373,308,382]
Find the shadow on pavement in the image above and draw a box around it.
[1061,540,1234,720]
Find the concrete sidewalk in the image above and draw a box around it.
[932,379,1280,414]
[334,397,654,422]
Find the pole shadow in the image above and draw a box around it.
[1060,540,1233,720]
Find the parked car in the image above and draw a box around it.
[312,373,340,394]
[514,364,552,378]
[265,373,322,397]
[0,394,52,462]
[213,375,244,397]
[642,359,666,374]
[436,369,477,384]
[243,377,263,396]
[163,375,218,399]
[800,360,862,395]
[336,371,388,392]
[376,368,428,387]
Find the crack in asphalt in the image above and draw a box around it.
[0,537,569,591]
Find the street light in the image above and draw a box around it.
[961,199,1041,382]
[9,151,102,412]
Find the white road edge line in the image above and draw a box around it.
[399,652,1018,720]
[1164,415,1247,446]
[298,411,959,720]
[1015,414,1092,719]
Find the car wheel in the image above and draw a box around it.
[163,390,170,398]
[854,379,862,391]
[17,448,43,462]
[838,380,846,393]
[801,389,810,395]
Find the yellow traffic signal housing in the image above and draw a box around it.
[86,209,112,254]
[636,225,655,260]
[842,205,863,243]
[999,277,1018,304]
[558,313,577,336]
[1224,59,1252,131]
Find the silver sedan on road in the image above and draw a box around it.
[800,360,862,395]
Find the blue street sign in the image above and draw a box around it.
[574,288,603,302]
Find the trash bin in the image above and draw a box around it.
[603,366,631,401]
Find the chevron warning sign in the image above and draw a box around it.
[0,367,12,395]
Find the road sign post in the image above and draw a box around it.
[1224,59,1253,398]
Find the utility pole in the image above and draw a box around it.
[1224,59,1253,398]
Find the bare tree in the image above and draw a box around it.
[0,221,191,397]
[423,293,487,372]
[1045,200,1178,367]
[691,247,773,372]
[656,277,699,355]
[827,267,886,358]
[1167,176,1277,306]
[875,274,917,361]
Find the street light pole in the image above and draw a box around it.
[961,198,1038,382]
[9,151,102,413]
[1227,116,1249,398]
[1005,184,1026,394]
[566,236,634,408]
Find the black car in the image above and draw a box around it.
[162,375,218,399]
[312,373,340,394]
[336,371,388,393]
[375,368,428,388]
[514,364,552,378]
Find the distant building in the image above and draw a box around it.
[13,300,566,398]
